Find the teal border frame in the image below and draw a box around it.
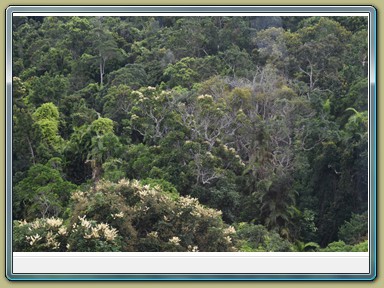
[5,5,377,281]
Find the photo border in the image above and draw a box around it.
[5,5,377,281]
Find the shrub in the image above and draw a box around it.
[320,240,368,252]
[234,222,294,252]
[70,179,236,252]
[13,217,123,252]
[320,241,352,252]
[338,212,368,245]
[14,179,237,252]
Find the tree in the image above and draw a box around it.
[32,102,65,163]
[285,17,351,98]
[63,17,93,58]
[253,27,288,68]
[13,159,77,220]
[102,84,135,138]
[219,44,253,78]
[89,17,124,86]
[69,179,237,252]
[129,87,178,144]
[27,73,69,107]
[87,118,122,182]
[167,17,210,58]
[164,57,200,88]
[64,117,122,184]
[12,16,369,251]
[12,77,37,175]
[107,64,147,89]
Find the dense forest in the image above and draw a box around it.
[12,15,369,252]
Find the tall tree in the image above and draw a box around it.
[90,17,124,86]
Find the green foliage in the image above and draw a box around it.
[190,180,242,223]
[69,179,237,252]
[27,73,69,106]
[320,241,351,252]
[101,158,125,182]
[12,77,37,174]
[293,241,320,252]
[286,17,351,94]
[338,212,368,245]
[219,44,253,77]
[13,218,69,252]
[320,240,368,252]
[13,160,77,220]
[350,240,368,252]
[90,117,114,135]
[164,57,200,88]
[296,208,318,243]
[32,102,60,122]
[32,103,64,162]
[140,178,179,200]
[67,216,124,252]
[107,64,148,89]
[63,116,122,184]
[13,217,123,252]
[235,222,294,252]
[12,16,369,252]
[254,27,287,67]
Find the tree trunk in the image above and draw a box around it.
[26,136,36,165]
[99,59,103,86]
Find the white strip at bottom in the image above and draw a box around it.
[13,252,370,274]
